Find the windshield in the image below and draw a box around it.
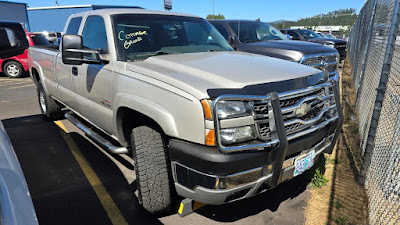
[113,14,233,61]
[298,30,321,39]
[318,33,328,38]
[229,21,288,43]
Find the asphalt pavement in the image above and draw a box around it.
[0,74,311,225]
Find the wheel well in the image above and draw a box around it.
[117,107,166,146]
[31,68,41,84]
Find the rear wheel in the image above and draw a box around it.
[3,61,24,78]
[131,125,174,215]
[37,83,63,120]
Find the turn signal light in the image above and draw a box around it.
[205,129,215,146]
[201,99,213,120]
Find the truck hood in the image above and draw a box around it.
[126,51,322,99]
[239,40,338,62]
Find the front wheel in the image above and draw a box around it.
[3,61,24,78]
[131,125,174,215]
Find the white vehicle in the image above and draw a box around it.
[29,9,343,215]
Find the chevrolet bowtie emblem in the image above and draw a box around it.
[296,103,312,117]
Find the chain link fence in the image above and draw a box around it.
[348,0,400,224]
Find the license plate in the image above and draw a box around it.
[294,150,315,177]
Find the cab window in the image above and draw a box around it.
[65,17,82,35]
[82,16,108,53]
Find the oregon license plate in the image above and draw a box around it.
[294,150,315,177]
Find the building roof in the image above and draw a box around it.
[0,0,27,5]
[28,5,142,11]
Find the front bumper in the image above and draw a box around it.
[172,133,334,205]
[169,81,343,205]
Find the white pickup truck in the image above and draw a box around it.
[28,9,343,215]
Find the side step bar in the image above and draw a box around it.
[64,112,129,154]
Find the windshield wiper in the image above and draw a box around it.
[129,50,181,60]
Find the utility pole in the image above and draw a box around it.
[213,0,215,19]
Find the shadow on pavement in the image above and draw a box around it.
[2,114,312,224]
[3,114,161,225]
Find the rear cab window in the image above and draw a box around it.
[66,17,82,35]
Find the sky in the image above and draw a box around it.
[14,0,367,22]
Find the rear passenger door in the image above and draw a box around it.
[71,15,114,133]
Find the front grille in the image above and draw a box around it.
[326,64,337,73]
[253,101,269,115]
[252,84,336,141]
[300,54,338,77]
[258,123,271,140]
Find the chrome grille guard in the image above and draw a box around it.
[212,80,343,154]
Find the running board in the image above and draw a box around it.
[64,112,129,154]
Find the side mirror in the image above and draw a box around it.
[286,34,292,40]
[62,34,83,65]
[228,35,239,49]
[62,34,108,65]
[0,21,29,59]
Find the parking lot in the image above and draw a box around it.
[0,75,313,225]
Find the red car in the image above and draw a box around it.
[0,32,50,78]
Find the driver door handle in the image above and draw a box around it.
[72,67,78,76]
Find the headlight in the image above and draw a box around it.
[220,125,256,145]
[324,43,335,48]
[216,101,251,119]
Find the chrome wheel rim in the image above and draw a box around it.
[39,91,47,113]
[6,64,20,77]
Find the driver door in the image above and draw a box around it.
[71,15,114,133]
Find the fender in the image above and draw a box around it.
[29,61,48,91]
[113,93,179,144]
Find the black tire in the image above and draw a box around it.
[37,83,63,120]
[3,61,24,78]
[131,125,174,215]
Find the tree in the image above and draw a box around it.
[206,13,225,19]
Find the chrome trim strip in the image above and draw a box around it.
[287,115,338,141]
[172,162,264,190]
[278,82,331,99]
[220,116,255,129]
[280,94,334,114]
[306,61,337,67]
[284,105,336,127]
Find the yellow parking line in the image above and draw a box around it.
[4,84,35,90]
[54,121,128,225]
